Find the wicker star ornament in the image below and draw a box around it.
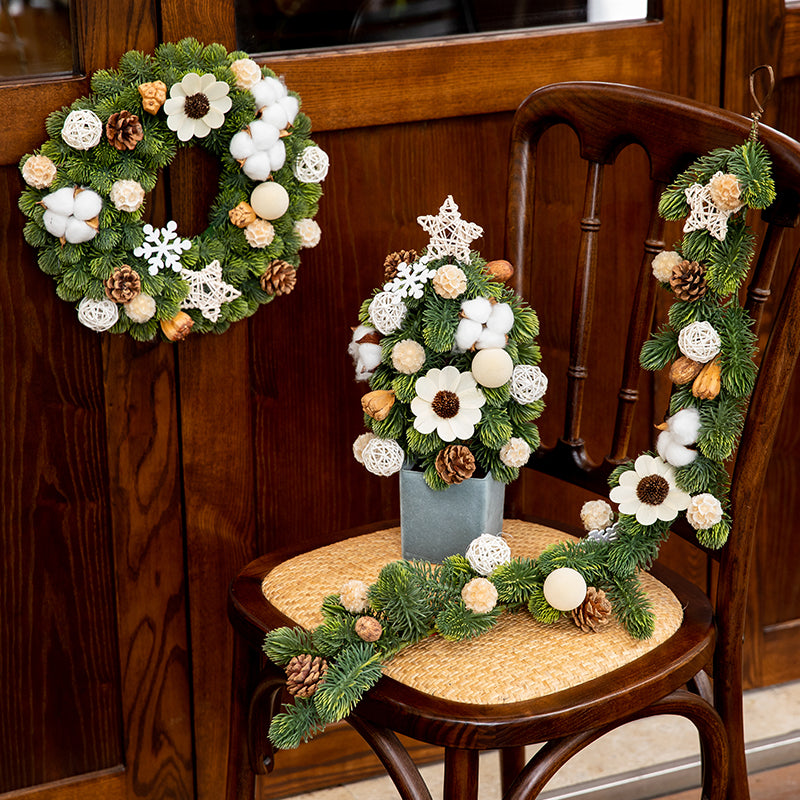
[416,195,483,261]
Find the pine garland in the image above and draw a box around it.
[18,38,326,341]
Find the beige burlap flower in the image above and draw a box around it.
[22,154,57,189]
[708,172,742,211]
[352,432,376,464]
[432,264,467,299]
[391,339,426,374]
[580,499,614,532]
[499,437,531,468]
[244,218,275,248]
[651,250,683,282]
[230,58,262,90]
[461,577,498,614]
[686,493,723,530]
[109,179,145,212]
[295,218,321,248]
[124,293,156,323]
[340,579,370,613]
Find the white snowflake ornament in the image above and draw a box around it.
[417,196,483,261]
[133,221,192,276]
[383,259,436,299]
[179,260,242,322]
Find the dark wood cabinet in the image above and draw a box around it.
[1,2,797,799]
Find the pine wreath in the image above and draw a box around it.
[18,38,327,341]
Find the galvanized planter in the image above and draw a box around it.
[399,467,505,562]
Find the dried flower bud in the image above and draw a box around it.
[361,389,395,421]
[391,339,426,374]
[340,579,370,613]
[230,58,262,90]
[686,493,723,530]
[229,201,257,228]
[580,500,614,532]
[651,250,682,282]
[708,172,742,211]
[432,264,467,299]
[138,80,167,114]
[22,154,57,189]
[160,311,194,342]
[461,577,498,614]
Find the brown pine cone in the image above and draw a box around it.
[285,654,328,698]
[669,260,707,301]
[571,587,612,633]
[383,249,419,280]
[260,260,297,296]
[104,265,141,303]
[435,445,476,485]
[106,110,144,151]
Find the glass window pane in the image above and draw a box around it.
[0,0,75,81]
[236,0,594,54]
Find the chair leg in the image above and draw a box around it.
[715,678,749,800]
[347,714,433,800]
[444,747,479,800]
[500,746,527,795]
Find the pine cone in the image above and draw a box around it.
[669,260,707,301]
[285,654,328,698]
[104,265,141,303]
[260,260,297,296]
[435,445,476,485]
[106,110,144,151]
[571,587,612,633]
[383,249,419,280]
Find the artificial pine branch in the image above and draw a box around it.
[640,328,679,371]
[263,627,318,666]
[269,697,326,750]
[312,643,383,724]
[491,558,541,605]
[719,303,758,397]
[605,575,655,640]
[697,396,746,461]
[435,602,502,641]
[705,222,755,295]
[368,562,436,639]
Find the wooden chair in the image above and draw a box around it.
[229,82,800,800]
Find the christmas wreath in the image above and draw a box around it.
[18,38,327,341]
[260,129,775,750]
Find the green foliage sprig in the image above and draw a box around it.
[19,38,324,341]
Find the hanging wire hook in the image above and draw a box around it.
[749,64,776,140]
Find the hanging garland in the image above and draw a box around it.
[18,38,328,341]
[260,131,774,750]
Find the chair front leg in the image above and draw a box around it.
[444,747,479,800]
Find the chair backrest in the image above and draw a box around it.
[504,81,800,682]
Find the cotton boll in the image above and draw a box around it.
[229,130,257,160]
[657,434,697,467]
[260,103,289,130]
[242,153,273,182]
[461,296,492,323]
[248,120,280,150]
[356,344,382,378]
[267,141,286,171]
[41,186,75,215]
[486,302,514,334]
[251,77,283,108]
[668,407,701,446]
[475,328,507,349]
[43,209,67,238]
[279,95,299,125]
[64,217,97,244]
[455,318,482,350]
[72,189,102,221]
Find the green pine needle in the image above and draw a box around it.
[640,329,679,371]
[263,627,317,666]
[491,558,541,604]
[269,697,327,750]
[312,643,383,724]
[435,602,502,641]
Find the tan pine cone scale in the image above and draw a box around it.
[260,260,297,296]
[669,260,707,302]
[571,587,612,633]
[106,110,144,151]
[383,249,419,280]
[285,654,328,698]
[435,444,476,485]
[105,265,141,303]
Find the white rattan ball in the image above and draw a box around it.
[293,145,329,183]
[509,364,548,404]
[465,533,511,576]
[368,291,407,334]
[361,437,404,477]
[61,109,103,150]
[77,297,119,332]
[677,321,721,363]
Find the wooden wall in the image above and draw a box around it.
[2,2,800,800]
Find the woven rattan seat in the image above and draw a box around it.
[261,521,683,705]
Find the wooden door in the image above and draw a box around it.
[721,0,800,690]
[157,2,726,797]
[0,3,193,799]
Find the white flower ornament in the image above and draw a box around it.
[164,72,232,141]
[609,454,691,526]
[411,365,485,442]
